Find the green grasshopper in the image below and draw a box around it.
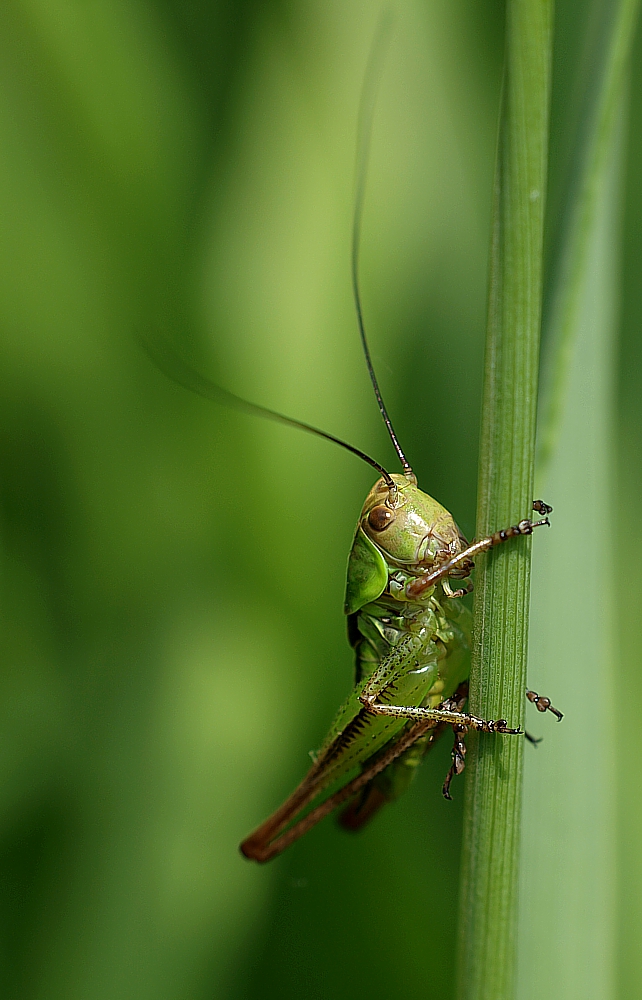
[143,27,562,865]
[146,328,560,868]
[238,483,558,862]
[145,330,560,864]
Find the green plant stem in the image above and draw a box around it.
[456,0,552,997]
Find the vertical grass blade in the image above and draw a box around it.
[518,0,640,995]
[456,0,552,996]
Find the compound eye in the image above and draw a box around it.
[367,505,395,532]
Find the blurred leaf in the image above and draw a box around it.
[519,0,639,997]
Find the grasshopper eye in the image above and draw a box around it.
[368,505,395,532]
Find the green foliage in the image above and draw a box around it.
[520,1,639,997]
[0,2,639,999]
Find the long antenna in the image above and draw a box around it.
[352,13,413,479]
[140,334,397,490]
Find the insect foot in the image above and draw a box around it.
[533,499,553,516]
[442,724,468,800]
[467,716,522,735]
[526,689,563,721]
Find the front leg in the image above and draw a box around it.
[407,500,552,599]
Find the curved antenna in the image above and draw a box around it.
[353,13,413,479]
[140,334,397,491]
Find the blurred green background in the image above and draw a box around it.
[0,1,639,998]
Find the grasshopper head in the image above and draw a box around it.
[361,474,467,572]
[344,475,471,615]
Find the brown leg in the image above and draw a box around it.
[338,784,390,831]
[407,500,553,599]
[245,686,471,862]
[526,688,563,721]
[245,715,439,862]
[442,724,468,800]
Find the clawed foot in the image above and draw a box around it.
[532,499,553,517]
[526,689,563,721]
[475,717,522,735]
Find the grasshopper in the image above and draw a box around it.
[143,24,562,865]
[238,484,558,862]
